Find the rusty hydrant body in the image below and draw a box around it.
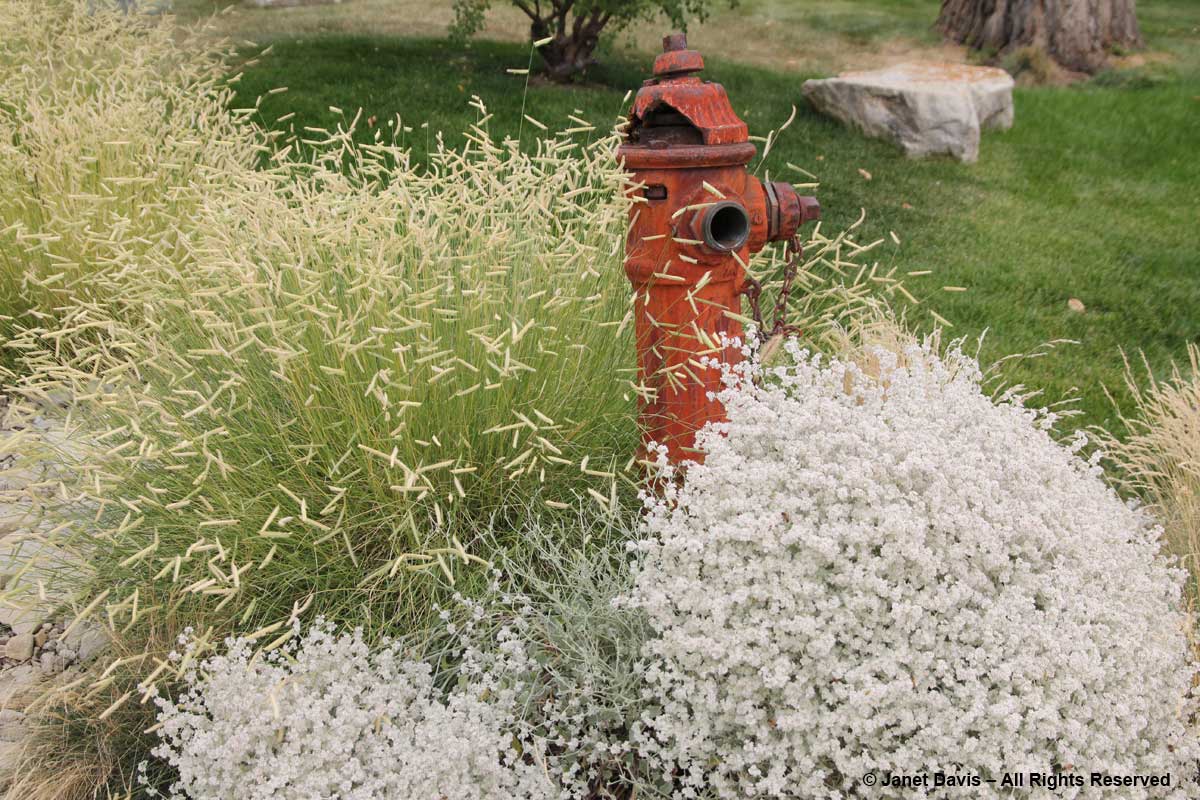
[619,34,819,464]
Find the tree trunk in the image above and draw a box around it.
[530,8,611,82]
[937,0,1142,73]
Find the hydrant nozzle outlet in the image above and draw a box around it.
[697,201,751,252]
[619,33,821,465]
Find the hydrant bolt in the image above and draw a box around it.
[619,33,821,465]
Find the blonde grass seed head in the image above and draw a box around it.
[1101,344,1200,604]
[0,0,269,330]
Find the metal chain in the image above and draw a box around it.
[739,236,804,348]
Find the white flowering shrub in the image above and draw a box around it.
[630,341,1199,799]
[149,621,557,800]
[148,517,673,800]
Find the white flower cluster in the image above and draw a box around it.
[630,340,1198,799]
[149,620,557,800]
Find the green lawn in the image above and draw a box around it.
[176,0,960,73]
[220,0,1200,435]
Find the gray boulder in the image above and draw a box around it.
[802,62,1015,163]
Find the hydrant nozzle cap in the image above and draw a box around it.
[653,32,704,78]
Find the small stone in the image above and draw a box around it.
[58,647,76,663]
[38,389,71,409]
[857,168,872,181]
[4,634,33,662]
[62,625,107,663]
[38,652,64,675]
[1068,297,1086,313]
[33,631,47,649]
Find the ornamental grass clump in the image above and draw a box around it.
[1102,345,1200,605]
[630,340,1199,799]
[458,514,663,797]
[0,0,265,337]
[2,117,639,657]
[2,121,641,794]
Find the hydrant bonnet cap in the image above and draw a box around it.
[627,35,749,149]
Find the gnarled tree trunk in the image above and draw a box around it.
[528,7,612,82]
[937,0,1142,74]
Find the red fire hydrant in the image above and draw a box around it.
[619,33,820,464]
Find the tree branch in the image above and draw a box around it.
[585,9,610,36]
[555,0,575,36]
[511,0,540,22]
